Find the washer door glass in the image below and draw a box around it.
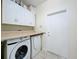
[15,45,28,59]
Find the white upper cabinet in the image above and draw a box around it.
[2,0,35,26]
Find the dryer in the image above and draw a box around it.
[4,36,30,59]
[31,35,42,59]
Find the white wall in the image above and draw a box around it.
[35,0,77,59]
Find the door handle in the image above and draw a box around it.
[15,19,18,22]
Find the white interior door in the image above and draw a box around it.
[45,11,69,58]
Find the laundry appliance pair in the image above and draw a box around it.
[4,35,42,59]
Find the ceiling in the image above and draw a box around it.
[22,0,46,7]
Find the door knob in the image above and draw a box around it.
[15,19,18,22]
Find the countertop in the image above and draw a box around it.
[1,30,44,41]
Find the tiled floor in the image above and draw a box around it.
[32,50,66,59]
[32,50,58,59]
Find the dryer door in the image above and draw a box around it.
[9,40,30,59]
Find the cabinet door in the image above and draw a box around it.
[20,8,35,26]
[14,3,26,25]
[45,11,68,58]
[2,0,17,24]
[11,3,35,26]
[25,12,35,26]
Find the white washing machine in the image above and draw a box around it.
[4,36,30,59]
[31,35,42,58]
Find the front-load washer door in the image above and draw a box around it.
[9,40,30,59]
